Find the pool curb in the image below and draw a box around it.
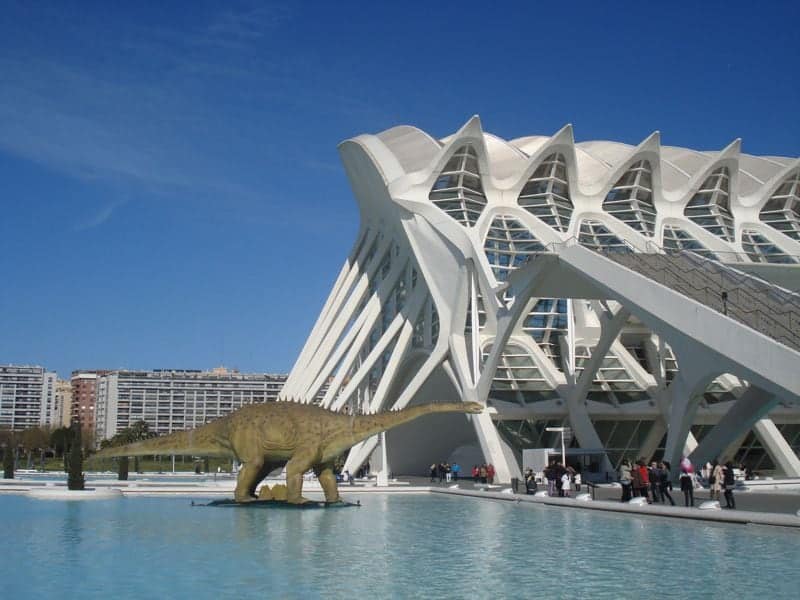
[3,478,799,527]
[429,487,800,529]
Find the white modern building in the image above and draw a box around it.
[0,365,58,430]
[282,117,800,482]
[94,368,288,445]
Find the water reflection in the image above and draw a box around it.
[2,494,799,598]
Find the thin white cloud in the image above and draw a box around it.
[74,199,128,231]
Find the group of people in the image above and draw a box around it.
[429,461,462,483]
[703,459,737,509]
[618,457,737,508]
[618,459,677,505]
[472,464,495,484]
[428,462,498,484]
[543,461,581,497]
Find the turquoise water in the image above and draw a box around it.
[2,493,798,599]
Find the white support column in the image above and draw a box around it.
[320,305,381,407]
[565,305,630,478]
[663,386,700,472]
[299,273,372,397]
[688,386,777,469]
[332,289,426,412]
[637,417,666,462]
[343,342,450,474]
[477,258,559,400]
[470,409,522,484]
[298,237,395,399]
[330,315,403,412]
[376,431,389,486]
[753,418,800,477]
[313,254,411,404]
[310,298,379,403]
[468,270,480,384]
[284,229,375,398]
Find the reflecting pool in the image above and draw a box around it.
[2,493,798,598]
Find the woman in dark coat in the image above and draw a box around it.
[679,467,694,507]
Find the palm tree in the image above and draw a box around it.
[67,423,84,491]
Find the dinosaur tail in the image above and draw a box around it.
[94,427,231,458]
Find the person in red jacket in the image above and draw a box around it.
[637,459,651,502]
[486,463,496,484]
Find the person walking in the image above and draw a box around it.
[561,470,572,497]
[679,462,695,507]
[445,463,452,483]
[658,461,675,506]
[630,460,643,499]
[471,464,479,483]
[487,464,495,484]
[451,462,460,481]
[429,463,437,483]
[710,460,723,501]
[555,463,565,497]
[545,462,556,496]
[722,461,736,509]
[649,461,661,503]
[524,469,537,495]
[637,459,651,502]
[619,459,633,502]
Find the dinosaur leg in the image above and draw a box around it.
[285,449,318,505]
[249,461,281,498]
[314,463,341,504]
[234,458,265,503]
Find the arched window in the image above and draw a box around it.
[429,145,487,227]
[684,167,734,241]
[483,215,545,281]
[578,220,630,252]
[517,153,573,232]
[759,171,800,241]
[602,160,657,236]
[740,229,798,264]
[662,225,719,260]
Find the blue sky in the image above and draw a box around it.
[1,1,798,378]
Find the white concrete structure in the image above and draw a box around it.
[94,368,287,445]
[282,117,800,482]
[0,365,58,430]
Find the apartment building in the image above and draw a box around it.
[0,365,58,430]
[94,367,287,445]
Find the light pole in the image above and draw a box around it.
[546,426,571,467]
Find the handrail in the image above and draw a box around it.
[522,237,800,353]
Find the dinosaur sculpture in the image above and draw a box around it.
[96,400,483,504]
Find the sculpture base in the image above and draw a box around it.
[197,498,360,509]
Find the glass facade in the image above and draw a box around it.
[578,219,630,252]
[684,167,734,241]
[759,171,800,241]
[602,160,657,236]
[740,229,798,264]
[521,298,568,371]
[662,225,719,260]
[574,346,646,405]
[517,153,573,232]
[483,215,545,281]
[429,145,487,227]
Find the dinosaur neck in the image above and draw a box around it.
[345,403,469,445]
